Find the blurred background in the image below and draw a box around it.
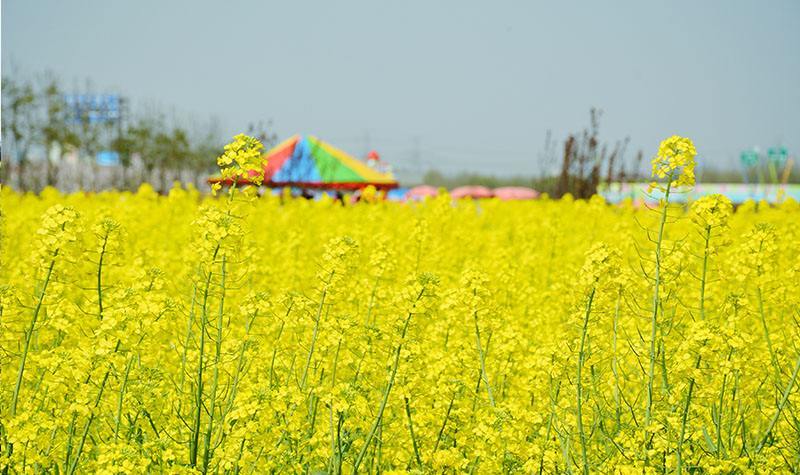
[2,0,799,198]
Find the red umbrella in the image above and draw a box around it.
[406,185,439,201]
[493,186,540,201]
[450,186,494,199]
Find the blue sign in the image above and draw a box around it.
[65,94,122,124]
[96,151,120,166]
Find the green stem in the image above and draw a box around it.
[114,356,134,440]
[678,225,714,473]
[63,412,78,472]
[202,254,227,472]
[189,244,220,467]
[376,421,383,472]
[676,353,702,475]
[756,350,800,454]
[351,275,382,385]
[221,310,258,428]
[612,289,622,432]
[269,320,286,388]
[645,180,672,454]
[96,233,108,320]
[404,396,423,467]
[66,366,112,475]
[433,393,455,453]
[335,413,344,475]
[301,272,332,391]
[716,349,735,458]
[539,371,561,475]
[179,286,198,393]
[699,226,710,320]
[11,253,58,416]
[5,248,59,475]
[576,287,596,475]
[328,339,342,474]
[366,275,380,326]
[353,287,425,473]
[473,306,496,408]
[757,287,780,382]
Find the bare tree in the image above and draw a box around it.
[554,108,637,199]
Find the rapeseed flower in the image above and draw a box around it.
[1,156,798,472]
[215,133,265,194]
[649,135,697,191]
[691,193,733,228]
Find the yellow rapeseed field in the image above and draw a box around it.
[1,137,799,474]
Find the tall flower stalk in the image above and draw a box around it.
[353,273,438,473]
[748,225,781,383]
[756,347,800,455]
[65,218,124,474]
[675,194,731,474]
[576,287,595,475]
[611,287,623,432]
[575,242,619,474]
[461,270,497,408]
[189,133,264,468]
[643,136,697,459]
[7,206,78,470]
[11,206,78,417]
[644,177,671,447]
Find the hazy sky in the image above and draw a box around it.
[3,0,799,177]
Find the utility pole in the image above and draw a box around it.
[412,136,421,178]
[363,130,371,158]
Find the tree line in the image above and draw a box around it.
[1,73,275,193]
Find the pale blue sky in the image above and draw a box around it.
[3,0,799,176]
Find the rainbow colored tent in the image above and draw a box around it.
[215,135,397,190]
[209,135,397,190]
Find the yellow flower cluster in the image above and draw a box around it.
[579,241,621,288]
[1,182,799,473]
[212,133,265,194]
[650,135,697,191]
[360,184,379,203]
[34,204,80,265]
[691,193,734,228]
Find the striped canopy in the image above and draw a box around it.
[262,135,397,190]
